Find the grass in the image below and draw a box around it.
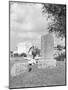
[9,57,66,88]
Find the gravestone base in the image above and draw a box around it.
[38,58,56,69]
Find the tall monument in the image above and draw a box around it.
[38,33,56,69]
[41,33,54,58]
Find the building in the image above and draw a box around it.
[16,42,32,54]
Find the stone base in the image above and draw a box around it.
[38,58,56,69]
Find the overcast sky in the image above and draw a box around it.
[10,2,63,51]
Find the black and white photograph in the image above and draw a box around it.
[9,1,66,89]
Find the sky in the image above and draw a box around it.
[10,2,65,51]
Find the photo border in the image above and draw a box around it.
[9,1,66,89]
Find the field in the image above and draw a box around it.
[9,57,66,89]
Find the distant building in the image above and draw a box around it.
[16,42,32,54]
[13,40,41,56]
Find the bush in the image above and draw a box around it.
[10,51,13,57]
[14,53,19,57]
[54,52,66,61]
[20,53,27,57]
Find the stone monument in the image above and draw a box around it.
[41,33,54,58]
[38,33,56,68]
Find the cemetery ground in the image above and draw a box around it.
[9,57,66,88]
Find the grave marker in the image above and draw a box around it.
[41,33,54,58]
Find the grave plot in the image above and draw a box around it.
[11,62,28,77]
[37,58,56,69]
[40,33,56,67]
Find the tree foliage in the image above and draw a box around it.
[42,4,66,61]
[29,46,40,59]
[42,4,66,38]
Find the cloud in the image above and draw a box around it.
[10,2,51,32]
[17,32,41,39]
[10,2,54,50]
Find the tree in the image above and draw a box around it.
[28,46,40,59]
[42,4,66,38]
[42,4,66,61]
[56,45,64,51]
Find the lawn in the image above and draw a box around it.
[9,57,66,88]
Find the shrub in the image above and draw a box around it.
[54,52,66,61]
[20,53,27,57]
[14,53,19,57]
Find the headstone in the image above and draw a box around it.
[40,33,56,68]
[41,33,54,58]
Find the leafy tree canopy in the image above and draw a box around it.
[42,4,66,38]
